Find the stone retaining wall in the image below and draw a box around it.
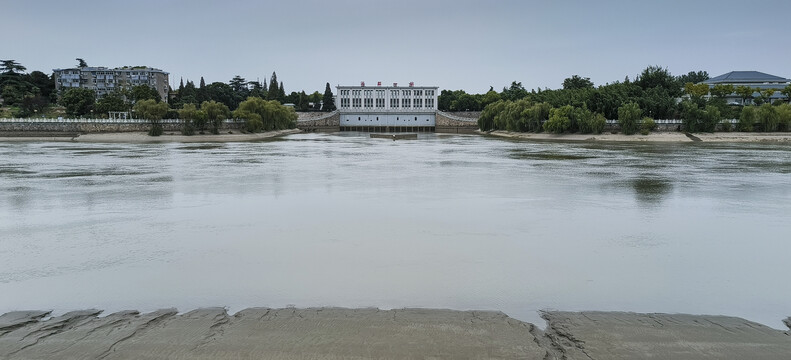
[435,111,479,134]
[297,111,340,132]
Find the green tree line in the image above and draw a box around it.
[466,66,791,133]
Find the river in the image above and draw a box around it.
[1,133,789,328]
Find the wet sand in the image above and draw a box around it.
[1,308,788,359]
[485,130,791,143]
[0,129,302,143]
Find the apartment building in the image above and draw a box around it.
[53,66,170,102]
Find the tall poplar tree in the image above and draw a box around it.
[322,82,336,111]
[267,72,279,100]
[278,81,286,103]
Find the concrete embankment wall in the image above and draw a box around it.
[435,111,480,133]
[0,119,245,134]
[296,111,340,132]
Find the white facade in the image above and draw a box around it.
[337,83,438,128]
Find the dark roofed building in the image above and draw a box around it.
[701,71,790,105]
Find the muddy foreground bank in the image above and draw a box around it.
[1,308,789,359]
[484,130,791,143]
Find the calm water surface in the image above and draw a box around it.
[1,133,789,328]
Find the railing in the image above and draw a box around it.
[0,118,242,124]
[603,119,739,125]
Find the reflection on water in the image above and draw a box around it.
[630,177,673,205]
[0,134,790,329]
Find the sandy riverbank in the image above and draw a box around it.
[1,307,788,359]
[0,129,302,143]
[484,130,791,143]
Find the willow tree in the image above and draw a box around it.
[133,99,168,136]
[232,97,296,132]
[202,100,231,134]
[617,102,642,135]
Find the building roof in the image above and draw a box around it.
[53,66,168,74]
[703,71,790,84]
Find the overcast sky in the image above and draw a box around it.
[4,0,790,94]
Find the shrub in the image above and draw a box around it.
[543,105,572,133]
[757,103,779,132]
[617,102,641,135]
[739,106,756,131]
[181,119,195,136]
[775,103,791,131]
[590,113,606,134]
[641,117,657,132]
[702,105,722,132]
[720,119,732,132]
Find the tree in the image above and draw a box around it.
[322,82,335,111]
[16,95,48,117]
[710,84,734,99]
[248,80,265,98]
[232,97,297,132]
[202,100,231,134]
[451,93,481,111]
[775,103,791,131]
[178,103,205,134]
[133,99,168,136]
[738,106,756,131]
[278,81,286,102]
[229,75,248,97]
[308,91,322,110]
[562,75,594,90]
[760,88,776,104]
[702,105,722,132]
[543,105,572,133]
[438,89,462,111]
[76,58,88,68]
[0,60,26,74]
[131,85,161,103]
[204,82,236,109]
[28,71,55,100]
[199,77,206,88]
[636,65,680,97]
[684,82,710,99]
[180,81,197,104]
[757,103,779,131]
[94,91,128,116]
[641,117,657,134]
[267,72,279,101]
[640,86,676,118]
[501,81,528,101]
[60,88,95,117]
[296,91,309,111]
[676,71,709,86]
[782,84,791,103]
[735,86,755,105]
[478,100,504,131]
[617,102,642,135]
[481,89,501,108]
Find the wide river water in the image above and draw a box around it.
[1,133,789,328]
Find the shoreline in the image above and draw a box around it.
[1,307,789,359]
[0,129,302,143]
[483,130,791,143]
